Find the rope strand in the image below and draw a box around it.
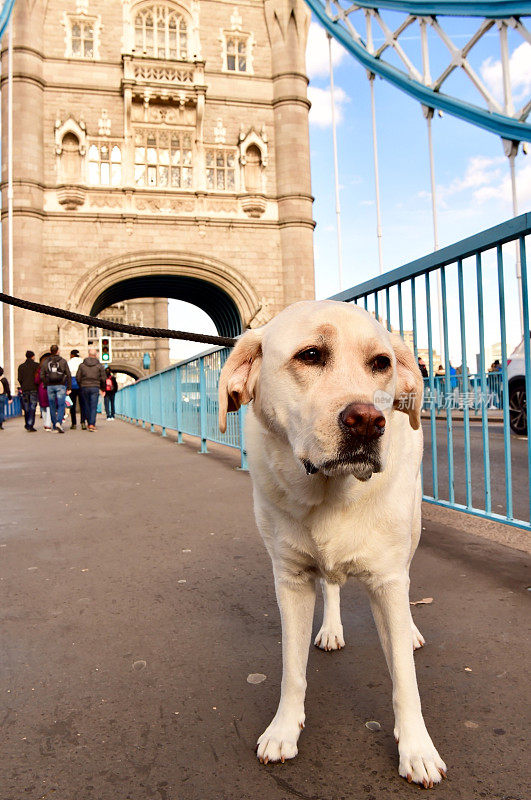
[0,292,237,348]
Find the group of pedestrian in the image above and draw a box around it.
[0,345,118,433]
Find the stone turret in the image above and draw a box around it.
[265,0,315,306]
[1,0,46,375]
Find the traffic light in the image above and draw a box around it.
[100,336,112,363]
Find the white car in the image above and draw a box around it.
[507,336,528,436]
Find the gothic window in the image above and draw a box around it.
[206,149,236,191]
[63,12,100,60]
[88,143,122,186]
[71,20,94,57]
[226,36,247,72]
[134,129,192,188]
[134,4,188,59]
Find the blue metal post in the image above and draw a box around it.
[457,259,472,508]
[149,378,154,432]
[385,286,391,330]
[519,236,531,522]
[425,271,438,499]
[411,278,419,362]
[440,266,455,505]
[397,282,404,337]
[198,356,208,453]
[238,405,248,470]
[175,366,183,443]
[160,374,166,437]
[497,245,513,519]
[475,253,492,514]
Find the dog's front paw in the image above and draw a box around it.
[411,621,425,650]
[396,729,447,788]
[256,713,304,764]
[314,624,345,651]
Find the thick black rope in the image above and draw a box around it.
[0,292,237,348]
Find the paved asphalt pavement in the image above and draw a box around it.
[421,418,530,524]
[0,417,529,800]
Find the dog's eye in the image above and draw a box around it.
[296,347,323,365]
[372,355,391,372]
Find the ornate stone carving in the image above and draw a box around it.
[214,118,226,144]
[240,194,266,218]
[57,185,86,210]
[98,109,111,136]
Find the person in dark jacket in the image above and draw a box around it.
[76,348,106,431]
[104,368,118,421]
[40,344,72,433]
[17,350,38,432]
[0,366,13,430]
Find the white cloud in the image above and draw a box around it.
[480,42,531,105]
[306,22,346,80]
[439,155,505,204]
[437,153,531,210]
[474,159,531,207]
[308,85,348,128]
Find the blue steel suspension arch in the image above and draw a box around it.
[0,0,15,40]
[304,0,531,141]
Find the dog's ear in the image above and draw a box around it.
[390,332,424,430]
[218,328,263,433]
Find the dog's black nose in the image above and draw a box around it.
[339,403,386,440]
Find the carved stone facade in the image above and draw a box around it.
[1,0,314,378]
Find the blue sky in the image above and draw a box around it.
[169,10,530,365]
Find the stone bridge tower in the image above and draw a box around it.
[1,0,314,379]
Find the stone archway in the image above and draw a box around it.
[69,250,263,338]
[109,361,144,380]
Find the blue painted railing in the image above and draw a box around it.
[3,395,21,417]
[332,212,531,531]
[116,347,247,469]
[422,373,503,411]
[117,214,530,531]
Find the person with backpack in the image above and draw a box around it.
[67,349,85,430]
[103,368,118,421]
[17,350,39,432]
[0,366,13,430]
[76,348,106,432]
[40,345,71,433]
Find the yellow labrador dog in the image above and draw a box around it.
[218,300,447,788]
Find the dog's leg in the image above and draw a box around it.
[256,575,316,764]
[367,575,446,787]
[314,579,345,651]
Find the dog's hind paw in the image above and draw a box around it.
[314,625,345,651]
[411,622,425,650]
[256,715,303,764]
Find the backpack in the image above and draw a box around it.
[47,357,65,385]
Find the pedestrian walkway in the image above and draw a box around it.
[1,420,528,800]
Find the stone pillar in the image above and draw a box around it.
[154,298,170,371]
[1,1,46,376]
[265,0,315,307]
